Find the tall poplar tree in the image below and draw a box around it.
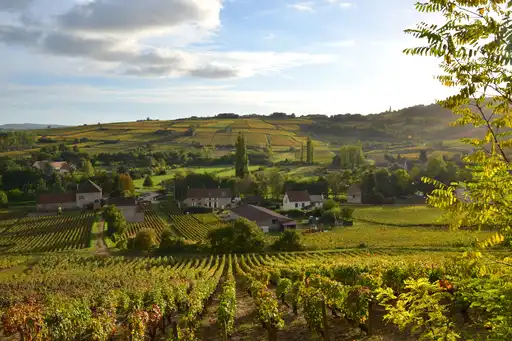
[235,133,249,178]
[306,137,314,164]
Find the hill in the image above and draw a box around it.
[0,103,479,162]
[0,123,68,130]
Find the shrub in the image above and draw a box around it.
[143,175,154,188]
[133,229,158,252]
[159,229,188,253]
[285,209,304,219]
[103,205,127,237]
[0,191,7,207]
[271,229,305,252]
[323,199,338,211]
[341,207,354,221]
[208,218,265,254]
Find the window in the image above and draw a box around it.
[295,203,298,208]
[272,219,278,224]
[353,195,356,199]
[78,196,84,200]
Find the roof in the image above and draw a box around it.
[37,192,76,205]
[244,195,263,204]
[347,184,361,193]
[231,205,293,223]
[108,197,137,206]
[187,188,231,199]
[50,162,71,170]
[285,190,311,202]
[310,195,324,203]
[77,180,102,194]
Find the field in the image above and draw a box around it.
[352,205,448,226]
[0,213,94,253]
[0,250,509,341]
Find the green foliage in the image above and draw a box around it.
[306,137,314,164]
[82,160,95,177]
[102,205,127,237]
[271,229,305,252]
[208,218,265,253]
[406,0,512,235]
[235,133,249,178]
[133,228,158,252]
[333,145,366,169]
[0,190,7,206]
[323,199,338,211]
[143,175,154,188]
[158,229,190,253]
[377,278,460,341]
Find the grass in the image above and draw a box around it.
[299,222,494,250]
[352,205,448,226]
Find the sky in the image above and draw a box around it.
[0,0,451,125]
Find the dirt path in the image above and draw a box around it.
[94,221,110,256]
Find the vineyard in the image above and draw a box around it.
[0,213,94,253]
[159,202,228,241]
[0,250,510,340]
[122,204,168,241]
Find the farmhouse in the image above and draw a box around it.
[228,205,296,232]
[309,194,325,208]
[183,188,232,209]
[347,184,362,204]
[33,161,72,174]
[282,190,311,211]
[36,180,103,212]
[107,197,145,223]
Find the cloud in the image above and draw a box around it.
[288,2,315,12]
[0,25,334,79]
[326,0,354,9]
[263,33,275,40]
[0,0,34,12]
[57,0,222,36]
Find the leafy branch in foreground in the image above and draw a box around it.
[406,0,512,236]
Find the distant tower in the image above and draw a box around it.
[388,105,392,112]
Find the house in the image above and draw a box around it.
[33,161,72,174]
[108,197,145,222]
[309,194,325,209]
[76,180,103,208]
[36,192,77,212]
[229,205,296,232]
[347,184,362,204]
[183,188,232,209]
[36,180,103,212]
[282,190,311,211]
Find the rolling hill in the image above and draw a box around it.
[1,103,479,162]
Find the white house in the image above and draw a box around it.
[282,191,311,211]
[36,180,103,212]
[183,188,232,209]
[76,180,103,208]
[309,194,325,208]
[347,184,362,204]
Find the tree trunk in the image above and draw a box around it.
[321,300,329,341]
[268,326,278,341]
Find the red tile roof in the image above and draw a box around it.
[285,190,311,202]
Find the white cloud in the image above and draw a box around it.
[326,0,354,9]
[287,2,315,12]
[0,0,335,79]
[263,33,275,40]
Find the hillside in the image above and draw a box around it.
[0,103,479,161]
[0,123,68,130]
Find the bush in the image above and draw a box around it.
[133,229,158,251]
[341,207,354,221]
[284,209,304,219]
[271,229,305,252]
[143,175,154,187]
[159,229,188,253]
[323,199,338,211]
[0,190,7,207]
[208,218,265,254]
[103,205,127,237]
[319,211,336,225]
